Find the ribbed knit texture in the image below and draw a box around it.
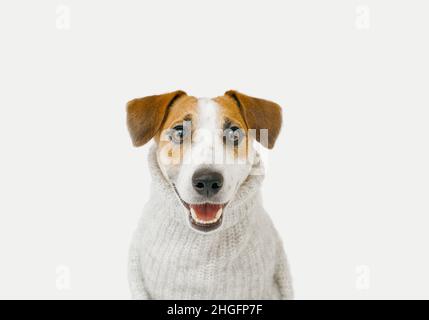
[128,146,293,299]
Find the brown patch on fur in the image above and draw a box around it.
[126,91,187,147]
[213,96,248,130]
[157,96,199,139]
[156,96,199,166]
[223,90,282,149]
[213,95,250,159]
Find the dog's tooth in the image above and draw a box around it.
[215,208,223,220]
[190,207,197,220]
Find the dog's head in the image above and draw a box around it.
[127,90,282,232]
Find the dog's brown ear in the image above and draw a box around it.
[126,91,186,147]
[225,90,282,149]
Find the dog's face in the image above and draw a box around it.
[127,90,282,232]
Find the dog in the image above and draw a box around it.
[126,90,293,299]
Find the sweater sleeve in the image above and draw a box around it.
[128,230,150,299]
[274,240,294,300]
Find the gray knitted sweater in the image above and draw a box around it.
[128,147,293,299]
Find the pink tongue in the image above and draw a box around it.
[190,204,222,221]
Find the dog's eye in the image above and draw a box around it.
[169,125,188,144]
[224,126,244,146]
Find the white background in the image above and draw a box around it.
[0,0,428,299]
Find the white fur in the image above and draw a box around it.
[161,98,255,207]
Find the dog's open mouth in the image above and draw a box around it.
[188,203,225,232]
[172,184,226,232]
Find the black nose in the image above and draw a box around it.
[192,170,224,197]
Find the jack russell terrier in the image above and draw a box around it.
[126,90,293,299]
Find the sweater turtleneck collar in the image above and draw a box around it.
[146,144,265,233]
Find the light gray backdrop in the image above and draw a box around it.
[0,0,428,299]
